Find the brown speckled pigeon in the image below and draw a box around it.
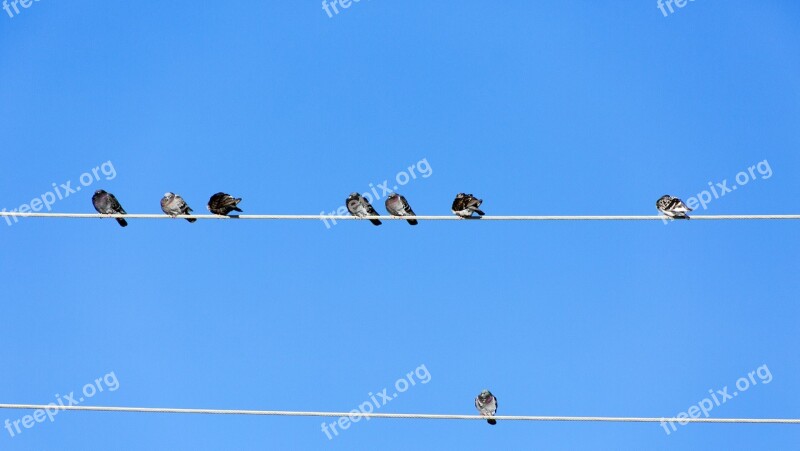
[452,193,485,218]
[207,192,242,216]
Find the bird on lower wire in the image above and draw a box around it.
[161,192,196,223]
[346,193,381,225]
[92,190,128,227]
[207,192,243,216]
[656,194,692,219]
[475,389,498,425]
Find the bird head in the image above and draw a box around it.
[656,195,672,207]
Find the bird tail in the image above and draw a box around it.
[232,198,243,212]
[116,218,128,227]
[186,217,197,223]
[370,219,382,226]
[406,209,418,225]
[487,419,497,425]
[474,208,485,216]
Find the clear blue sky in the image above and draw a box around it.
[1,1,799,449]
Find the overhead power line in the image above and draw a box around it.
[0,404,798,424]
[2,212,800,221]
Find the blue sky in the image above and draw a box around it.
[1,1,799,449]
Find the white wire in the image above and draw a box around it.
[1,213,800,221]
[0,404,797,424]
[1,209,796,426]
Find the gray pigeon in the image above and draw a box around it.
[385,193,417,225]
[346,193,381,226]
[161,192,196,223]
[92,190,127,227]
[475,390,498,425]
[207,192,242,216]
[656,195,692,219]
[452,193,485,218]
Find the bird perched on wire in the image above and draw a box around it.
[346,193,381,225]
[92,190,128,227]
[207,192,243,216]
[161,192,196,223]
[452,193,485,218]
[385,193,417,225]
[656,195,692,219]
[475,390,498,425]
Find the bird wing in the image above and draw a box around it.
[400,196,415,215]
[669,198,691,212]
[365,201,379,216]
[108,194,125,214]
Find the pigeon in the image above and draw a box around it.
[656,195,692,219]
[475,390,498,425]
[207,192,242,216]
[92,190,128,227]
[452,193,485,218]
[346,193,381,226]
[161,192,196,223]
[385,193,418,225]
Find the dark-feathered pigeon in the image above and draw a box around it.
[161,192,196,223]
[92,190,127,227]
[475,390,498,425]
[346,193,381,226]
[452,193,485,218]
[207,192,242,216]
[385,193,417,225]
[656,195,692,219]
